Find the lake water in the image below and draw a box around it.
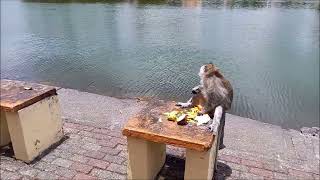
[1,0,319,129]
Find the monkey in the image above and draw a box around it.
[176,63,233,146]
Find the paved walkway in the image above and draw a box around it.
[0,88,319,179]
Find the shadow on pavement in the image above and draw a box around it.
[157,154,233,180]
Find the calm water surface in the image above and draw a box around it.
[1,0,319,129]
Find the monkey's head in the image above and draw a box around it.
[199,63,223,79]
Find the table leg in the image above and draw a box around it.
[0,110,11,147]
[184,133,219,180]
[127,137,166,179]
[5,95,64,163]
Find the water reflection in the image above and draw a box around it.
[224,0,266,8]
[23,0,320,9]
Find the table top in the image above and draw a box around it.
[1,79,57,112]
[122,100,215,152]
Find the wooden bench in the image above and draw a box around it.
[122,101,220,180]
[0,79,64,163]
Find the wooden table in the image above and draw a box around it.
[0,79,63,163]
[122,100,219,180]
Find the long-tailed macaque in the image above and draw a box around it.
[177,63,233,138]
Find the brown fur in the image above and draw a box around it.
[191,64,233,117]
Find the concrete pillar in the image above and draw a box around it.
[184,134,218,180]
[5,95,63,163]
[0,110,11,147]
[127,137,166,179]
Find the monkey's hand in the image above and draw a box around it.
[209,123,219,133]
[176,97,193,108]
[197,108,207,116]
[192,85,202,94]
[176,102,192,108]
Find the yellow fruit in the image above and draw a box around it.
[164,111,181,121]
[164,105,203,123]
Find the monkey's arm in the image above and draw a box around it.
[176,97,194,108]
[176,85,203,108]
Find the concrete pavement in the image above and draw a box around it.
[0,88,319,179]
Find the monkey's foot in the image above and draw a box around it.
[219,144,226,150]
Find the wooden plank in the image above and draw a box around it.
[0,79,57,112]
[122,100,215,152]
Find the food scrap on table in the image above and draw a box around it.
[163,105,211,126]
